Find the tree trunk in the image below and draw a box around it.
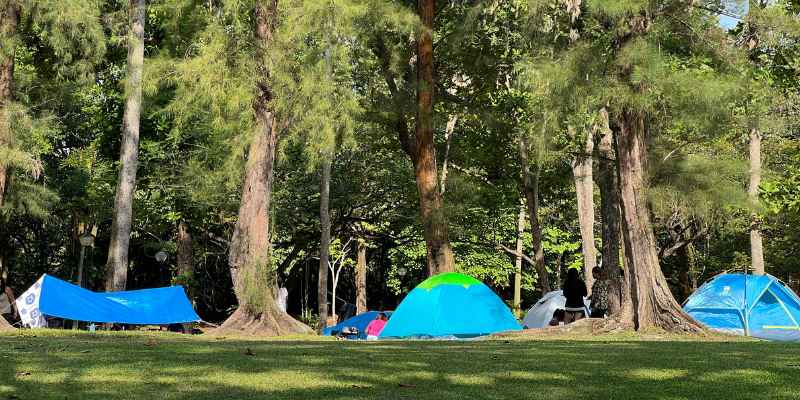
[176,220,193,333]
[0,2,19,210]
[519,135,550,294]
[104,0,146,292]
[176,220,193,298]
[318,157,331,328]
[356,239,367,315]
[615,110,702,332]
[596,109,631,318]
[572,127,597,292]
[748,128,765,275]
[513,199,525,315]
[413,0,454,276]
[216,0,310,336]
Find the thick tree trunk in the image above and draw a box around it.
[615,110,702,332]
[513,199,525,314]
[0,2,19,210]
[596,110,631,319]
[217,1,310,336]
[413,0,454,276]
[519,136,550,294]
[748,128,765,275]
[356,239,367,315]
[572,128,597,292]
[318,157,331,328]
[105,0,146,292]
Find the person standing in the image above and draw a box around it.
[589,267,609,318]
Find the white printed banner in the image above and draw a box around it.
[15,276,46,328]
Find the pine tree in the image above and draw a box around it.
[105,0,146,292]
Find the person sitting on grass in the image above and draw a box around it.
[365,312,388,340]
[562,268,587,324]
[549,309,566,326]
[589,267,609,319]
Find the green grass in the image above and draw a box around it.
[1,331,799,399]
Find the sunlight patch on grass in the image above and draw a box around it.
[626,368,689,380]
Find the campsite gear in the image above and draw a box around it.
[523,290,590,329]
[322,311,393,340]
[15,275,200,328]
[684,273,800,341]
[379,272,521,339]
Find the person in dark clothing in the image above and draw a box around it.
[562,268,587,324]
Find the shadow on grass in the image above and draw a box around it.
[1,332,799,400]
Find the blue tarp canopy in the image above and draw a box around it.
[15,274,200,327]
[322,311,393,339]
[684,273,800,341]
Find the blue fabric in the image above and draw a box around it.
[322,311,392,339]
[36,275,200,324]
[684,273,800,341]
[379,278,521,339]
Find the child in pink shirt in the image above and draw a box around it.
[365,313,388,340]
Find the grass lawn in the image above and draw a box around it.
[1,330,799,399]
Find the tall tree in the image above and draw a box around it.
[411,0,454,276]
[748,127,765,275]
[0,1,17,211]
[105,0,146,292]
[356,238,367,315]
[317,158,331,327]
[571,127,597,292]
[219,1,310,335]
[519,135,549,294]
[595,108,630,318]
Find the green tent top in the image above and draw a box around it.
[416,272,482,290]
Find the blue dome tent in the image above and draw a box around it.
[684,273,800,341]
[379,272,521,339]
[322,311,392,339]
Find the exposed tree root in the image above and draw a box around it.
[0,317,14,332]
[211,307,312,337]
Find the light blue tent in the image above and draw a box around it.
[684,273,800,341]
[321,311,393,339]
[379,272,521,339]
[15,274,200,328]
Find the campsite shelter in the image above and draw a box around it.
[15,274,200,328]
[684,273,800,341]
[322,311,393,339]
[379,272,521,338]
[522,290,590,329]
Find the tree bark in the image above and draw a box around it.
[513,199,525,315]
[217,0,311,336]
[413,0,454,276]
[615,110,702,332]
[748,128,765,275]
[318,157,331,328]
[356,239,367,315]
[176,220,193,298]
[596,109,630,318]
[571,127,597,292]
[0,1,19,210]
[519,135,549,294]
[105,0,146,292]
